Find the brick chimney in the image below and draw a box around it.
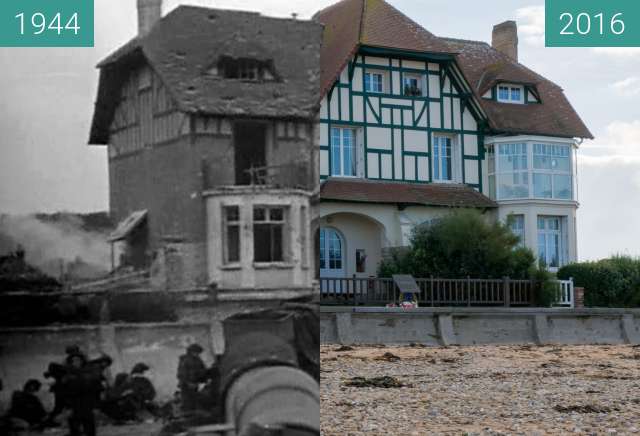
[137,0,162,36]
[492,20,518,62]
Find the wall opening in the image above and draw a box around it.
[234,121,266,185]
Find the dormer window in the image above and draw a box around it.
[214,56,277,81]
[497,84,524,104]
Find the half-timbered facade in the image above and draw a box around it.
[89,3,322,296]
[316,0,592,279]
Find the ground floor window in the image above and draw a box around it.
[508,214,525,246]
[537,216,566,268]
[253,206,287,262]
[320,228,343,275]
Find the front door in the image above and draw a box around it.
[320,228,345,292]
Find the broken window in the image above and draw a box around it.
[234,121,266,185]
[224,206,241,263]
[253,206,286,262]
[216,56,277,81]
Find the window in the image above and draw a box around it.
[496,143,529,199]
[403,75,423,96]
[433,136,453,182]
[330,127,356,177]
[364,72,383,93]
[533,144,572,199]
[216,56,277,81]
[319,228,343,272]
[537,216,565,268]
[223,206,240,263]
[253,206,286,262]
[488,141,574,201]
[497,84,524,103]
[508,214,525,246]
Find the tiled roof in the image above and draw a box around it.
[443,38,593,139]
[320,178,498,208]
[90,6,322,144]
[313,0,456,96]
[314,0,592,139]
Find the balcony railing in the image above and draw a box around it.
[320,277,574,308]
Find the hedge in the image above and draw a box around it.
[557,256,640,307]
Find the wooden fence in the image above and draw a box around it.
[320,277,574,308]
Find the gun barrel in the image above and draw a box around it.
[225,365,319,436]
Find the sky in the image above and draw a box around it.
[0,0,638,261]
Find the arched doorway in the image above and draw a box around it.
[319,227,345,278]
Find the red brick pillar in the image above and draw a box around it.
[574,287,585,308]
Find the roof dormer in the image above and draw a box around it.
[484,82,541,105]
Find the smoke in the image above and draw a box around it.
[0,214,111,278]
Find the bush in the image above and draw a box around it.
[558,256,640,307]
[378,209,537,279]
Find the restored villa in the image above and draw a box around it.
[316,0,592,280]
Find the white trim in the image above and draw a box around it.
[486,135,577,146]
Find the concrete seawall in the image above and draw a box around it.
[320,307,640,346]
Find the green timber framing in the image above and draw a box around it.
[319,46,488,192]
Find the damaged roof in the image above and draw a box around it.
[90,6,322,144]
[313,0,456,97]
[443,38,593,139]
[321,178,498,208]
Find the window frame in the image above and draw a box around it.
[252,205,288,264]
[330,127,357,177]
[402,73,424,97]
[487,141,575,201]
[364,71,384,94]
[222,205,241,265]
[537,216,566,269]
[497,83,525,104]
[432,134,458,183]
[507,214,526,247]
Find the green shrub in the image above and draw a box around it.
[378,209,537,280]
[557,255,640,307]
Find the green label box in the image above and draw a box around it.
[0,0,94,47]
[546,0,640,47]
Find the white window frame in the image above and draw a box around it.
[330,127,357,177]
[364,71,384,94]
[432,134,459,183]
[252,205,289,263]
[402,73,424,97]
[497,84,525,104]
[537,216,566,270]
[487,138,575,202]
[507,214,525,247]
[222,205,241,265]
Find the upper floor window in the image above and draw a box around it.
[488,142,574,201]
[433,136,453,182]
[330,127,356,177]
[364,72,384,93]
[497,84,524,104]
[253,206,287,263]
[403,74,423,96]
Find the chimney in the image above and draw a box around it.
[492,20,518,62]
[137,0,162,36]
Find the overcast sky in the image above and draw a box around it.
[0,0,638,261]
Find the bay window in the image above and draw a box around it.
[488,141,575,201]
[507,214,525,246]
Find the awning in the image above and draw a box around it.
[108,210,147,242]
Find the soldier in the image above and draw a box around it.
[7,379,47,430]
[177,344,207,412]
[43,344,88,425]
[63,352,111,436]
[130,362,157,416]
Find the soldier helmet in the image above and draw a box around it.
[187,343,204,354]
[131,363,150,374]
[24,379,41,392]
[65,344,82,355]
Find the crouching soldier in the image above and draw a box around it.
[7,379,47,430]
[130,363,157,416]
[177,344,207,412]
